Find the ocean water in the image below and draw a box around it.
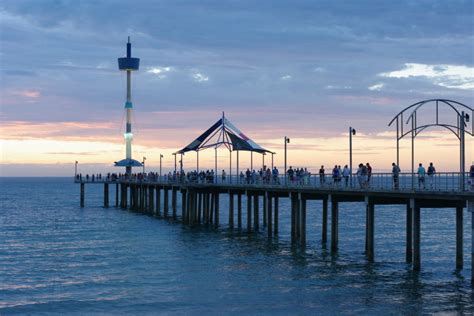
[0,177,472,314]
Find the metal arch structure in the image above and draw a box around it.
[388,99,473,190]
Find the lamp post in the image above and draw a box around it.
[75,161,78,178]
[159,154,163,179]
[460,111,469,191]
[251,152,253,171]
[284,136,290,185]
[271,152,275,170]
[349,127,356,187]
[172,153,177,173]
[142,156,146,174]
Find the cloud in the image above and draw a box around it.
[192,72,209,82]
[280,74,292,80]
[147,66,174,78]
[379,63,474,90]
[324,85,351,90]
[15,90,41,98]
[368,83,384,91]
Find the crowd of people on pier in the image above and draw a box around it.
[76,161,474,191]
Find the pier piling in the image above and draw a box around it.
[456,206,463,269]
[172,188,177,219]
[156,187,161,216]
[291,193,296,243]
[237,193,242,229]
[367,201,375,262]
[413,205,421,271]
[229,192,234,229]
[322,198,328,244]
[267,192,272,238]
[80,183,85,207]
[78,177,474,284]
[103,183,109,208]
[214,192,219,228]
[300,194,306,246]
[253,194,259,231]
[406,202,413,263]
[115,184,119,207]
[164,188,169,218]
[247,191,252,232]
[148,186,154,214]
[274,197,279,235]
[331,200,339,253]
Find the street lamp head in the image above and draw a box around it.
[285,137,290,143]
[352,128,356,135]
[465,113,470,122]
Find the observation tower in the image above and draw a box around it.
[114,37,142,176]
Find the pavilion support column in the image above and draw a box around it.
[331,199,339,253]
[247,191,252,232]
[322,198,328,245]
[456,206,463,270]
[406,202,413,263]
[237,193,242,229]
[229,192,234,229]
[253,194,259,231]
[413,204,421,271]
[274,197,279,236]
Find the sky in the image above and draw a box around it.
[0,0,473,176]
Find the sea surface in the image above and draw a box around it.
[0,177,472,314]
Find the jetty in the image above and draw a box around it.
[77,173,473,283]
[76,39,474,285]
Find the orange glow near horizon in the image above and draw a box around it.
[1,119,472,176]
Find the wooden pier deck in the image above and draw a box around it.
[77,179,474,285]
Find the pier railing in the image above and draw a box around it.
[76,172,474,192]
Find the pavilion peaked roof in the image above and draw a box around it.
[176,113,271,154]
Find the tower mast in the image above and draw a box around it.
[118,37,140,176]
